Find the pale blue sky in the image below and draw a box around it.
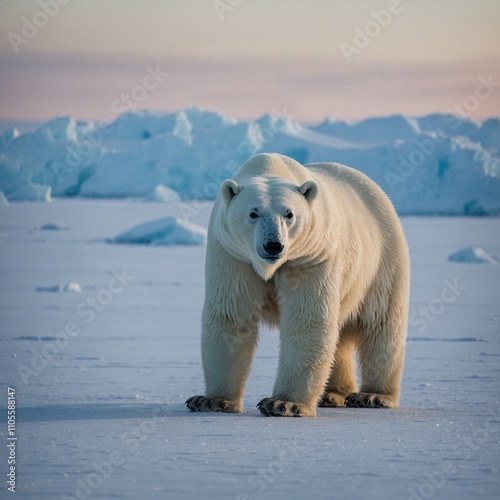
[0,0,499,122]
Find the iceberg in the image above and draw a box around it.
[35,282,82,293]
[8,182,52,202]
[448,246,497,264]
[143,184,181,203]
[0,108,499,215]
[114,216,207,246]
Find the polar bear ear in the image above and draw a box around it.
[298,181,318,203]
[220,179,241,206]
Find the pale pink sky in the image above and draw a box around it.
[0,0,499,123]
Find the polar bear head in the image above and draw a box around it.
[218,176,318,280]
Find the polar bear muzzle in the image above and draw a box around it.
[255,215,288,261]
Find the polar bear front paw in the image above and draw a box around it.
[345,392,397,408]
[257,397,315,417]
[185,395,242,413]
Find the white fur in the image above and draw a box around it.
[193,153,410,417]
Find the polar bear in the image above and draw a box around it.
[186,153,410,417]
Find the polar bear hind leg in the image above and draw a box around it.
[319,322,359,407]
[345,327,404,409]
[345,281,408,409]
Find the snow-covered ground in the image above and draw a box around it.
[0,200,499,499]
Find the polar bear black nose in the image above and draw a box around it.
[263,241,284,256]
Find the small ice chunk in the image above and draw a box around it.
[448,246,497,264]
[36,282,82,293]
[114,216,207,246]
[40,223,62,231]
[62,282,82,293]
[143,184,181,203]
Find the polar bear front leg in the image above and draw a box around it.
[258,269,339,418]
[187,238,263,414]
[257,322,335,417]
[186,312,259,414]
[258,319,337,418]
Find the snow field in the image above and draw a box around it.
[0,200,499,499]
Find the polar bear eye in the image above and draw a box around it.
[286,212,294,220]
[249,212,259,219]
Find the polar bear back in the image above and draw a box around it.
[306,160,405,237]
